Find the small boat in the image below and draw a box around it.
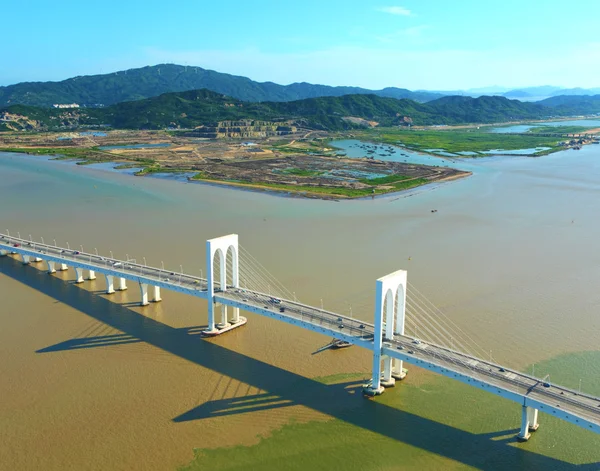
[330,338,352,349]
[312,338,353,354]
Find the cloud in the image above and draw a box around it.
[378,6,412,16]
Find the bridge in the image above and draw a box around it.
[1,232,599,443]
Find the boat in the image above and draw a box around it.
[312,338,353,354]
[330,338,352,349]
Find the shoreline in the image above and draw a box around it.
[0,146,470,201]
[185,171,472,201]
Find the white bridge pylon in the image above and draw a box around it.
[364,269,407,396]
[204,234,245,335]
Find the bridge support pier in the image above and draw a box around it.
[203,234,245,336]
[32,256,43,262]
[74,267,84,284]
[231,306,240,324]
[139,282,149,306]
[381,356,396,388]
[0,249,7,257]
[152,286,161,302]
[58,263,68,271]
[21,254,30,265]
[517,405,540,441]
[527,406,539,432]
[46,260,56,274]
[105,275,115,294]
[217,304,230,329]
[364,269,407,396]
[117,277,127,291]
[392,358,407,380]
[88,270,96,281]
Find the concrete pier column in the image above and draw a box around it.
[517,405,531,441]
[152,286,161,302]
[33,256,43,262]
[231,306,240,323]
[139,282,149,306]
[527,407,539,432]
[365,289,384,395]
[117,277,127,291]
[105,275,115,294]
[58,263,68,271]
[88,270,96,280]
[392,358,406,380]
[47,260,56,274]
[218,304,230,329]
[74,267,84,284]
[381,355,396,388]
[0,249,8,257]
[21,254,30,265]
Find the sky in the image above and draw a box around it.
[2,0,600,91]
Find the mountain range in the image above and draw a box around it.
[0,64,444,108]
[2,64,598,109]
[3,88,600,132]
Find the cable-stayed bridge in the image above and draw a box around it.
[1,232,599,443]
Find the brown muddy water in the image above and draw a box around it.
[1,147,600,470]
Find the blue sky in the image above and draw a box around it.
[3,0,600,90]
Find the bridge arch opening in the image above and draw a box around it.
[212,247,226,290]
[394,283,405,337]
[225,245,238,289]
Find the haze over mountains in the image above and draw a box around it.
[441,85,600,101]
[1,64,599,109]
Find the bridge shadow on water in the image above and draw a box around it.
[1,257,598,471]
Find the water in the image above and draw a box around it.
[98,143,172,150]
[335,139,456,166]
[1,147,600,470]
[481,147,551,155]
[80,131,108,137]
[336,139,554,158]
[491,119,600,133]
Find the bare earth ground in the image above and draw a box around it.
[0,130,470,199]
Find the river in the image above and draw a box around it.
[1,146,599,470]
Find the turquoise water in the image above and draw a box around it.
[481,147,551,155]
[491,119,600,133]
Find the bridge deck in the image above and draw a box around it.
[1,233,599,434]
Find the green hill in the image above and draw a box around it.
[0,64,443,108]
[6,90,600,132]
[538,95,600,115]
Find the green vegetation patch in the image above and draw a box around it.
[355,128,563,154]
[527,125,591,135]
[180,351,600,471]
[190,174,428,198]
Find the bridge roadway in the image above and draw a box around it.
[1,233,600,436]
